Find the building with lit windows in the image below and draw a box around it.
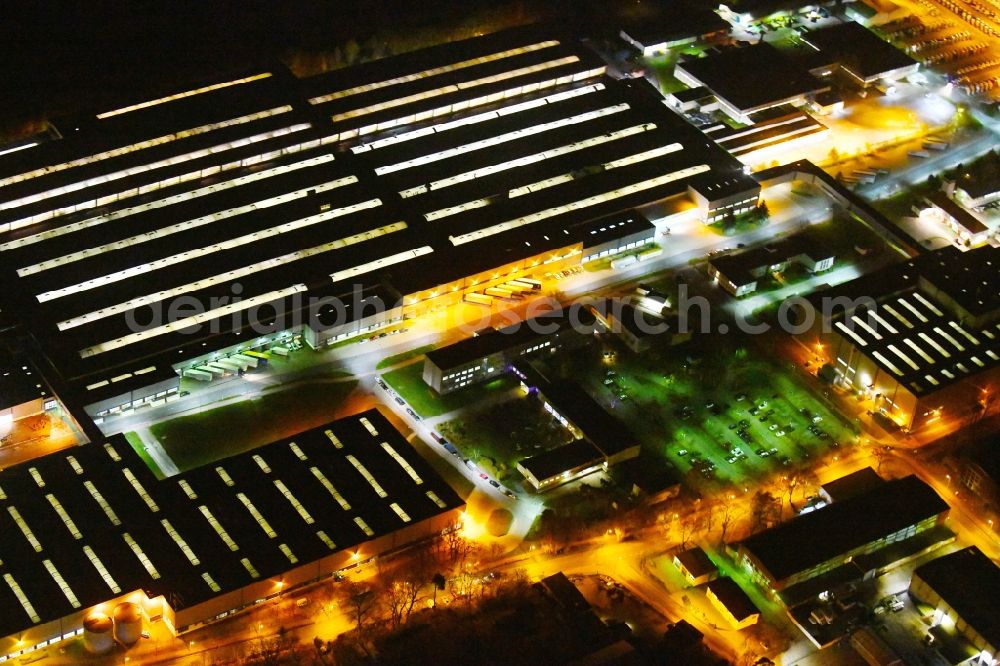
[909,547,1000,666]
[514,364,640,489]
[673,546,719,586]
[0,409,463,662]
[422,306,597,395]
[708,232,835,297]
[0,26,760,435]
[802,246,1000,432]
[735,475,949,593]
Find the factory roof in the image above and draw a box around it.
[0,409,462,639]
[802,21,918,82]
[0,28,751,426]
[0,357,50,412]
[517,439,604,483]
[705,578,758,622]
[820,467,885,503]
[709,230,834,286]
[739,475,947,582]
[913,547,1000,649]
[619,3,730,47]
[675,43,827,113]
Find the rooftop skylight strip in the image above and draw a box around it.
[400,123,662,198]
[352,83,602,154]
[331,56,580,123]
[123,533,161,579]
[1,146,336,237]
[376,103,628,175]
[0,103,286,191]
[19,175,357,277]
[98,73,272,118]
[42,197,381,303]
[4,573,40,623]
[450,165,711,245]
[1,117,305,213]
[311,41,558,104]
[60,219,402,331]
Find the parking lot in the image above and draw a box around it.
[541,336,857,489]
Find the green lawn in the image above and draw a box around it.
[539,338,856,492]
[149,380,359,472]
[381,362,516,418]
[437,396,574,481]
[124,431,165,479]
[376,344,436,370]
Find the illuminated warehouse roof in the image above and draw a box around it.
[816,246,1000,397]
[0,409,463,639]
[0,26,755,408]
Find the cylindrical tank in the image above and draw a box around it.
[112,602,143,646]
[82,611,114,654]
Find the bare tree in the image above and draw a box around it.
[383,577,420,629]
[750,491,781,533]
[720,498,743,544]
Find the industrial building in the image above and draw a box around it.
[0,357,56,433]
[590,300,692,352]
[910,547,1000,665]
[921,191,993,248]
[802,20,919,87]
[950,149,1000,209]
[803,246,1000,432]
[422,305,597,395]
[708,233,835,297]
[618,2,730,57]
[674,43,829,123]
[704,578,760,629]
[513,364,640,489]
[0,409,464,661]
[0,27,760,434]
[673,546,719,586]
[735,475,949,593]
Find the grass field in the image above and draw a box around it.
[149,380,358,471]
[124,431,165,479]
[376,344,436,370]
[536,337,856,491]
[437,396,573,481]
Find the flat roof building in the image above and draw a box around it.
[619,3,731,56]
[802,21,919,86]
[674,546,719,586]
[735,475,949,591]
[675,43,829,122]
[910,547,1000,664]
[803,245,1000,432]
[0,27,758,433]
[819,467,884,503]
[422,305,597,394]
[0,408,463,660]
[708,232,835,297]
[704,578,760,629]
[514,363,640,489]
